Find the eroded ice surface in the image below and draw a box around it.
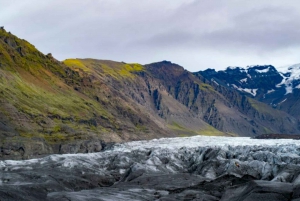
[1,136,300,201]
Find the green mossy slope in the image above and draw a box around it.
[0,29,168,159]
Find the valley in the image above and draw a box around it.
[2,1,300,200]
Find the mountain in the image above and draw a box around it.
[0,28,180,159]
[199,64,300,119]
[1,28,300,159]
[145,62,300,137]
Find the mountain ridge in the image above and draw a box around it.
[1,28,300,159]
[199,63,300,120]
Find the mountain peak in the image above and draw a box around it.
[145,60,187,80]
[200,64,283,98]
[147,60,181,67]
[0,28,43,65]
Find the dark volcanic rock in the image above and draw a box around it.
[221,180,293,201]
[59,140,103,154]
[253,134,300,139]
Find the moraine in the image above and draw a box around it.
[1,136,300,200]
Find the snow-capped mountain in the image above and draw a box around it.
[199,64,300,110]
[277,63,300,94]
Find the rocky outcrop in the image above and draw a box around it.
[253,134,300,139]
[0,137,109,160]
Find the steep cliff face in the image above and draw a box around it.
[63,59,223,138]
[145,62,300,137]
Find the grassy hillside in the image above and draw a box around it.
[0,29,173,159]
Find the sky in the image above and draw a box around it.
[1,0,300,72]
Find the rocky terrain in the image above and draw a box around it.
[253,134,300,139]
[1,136,300,200]
[1,28,300,159]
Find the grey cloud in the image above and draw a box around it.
[132,4,300,51]
[1,0,300,71]
[202,7,300,50]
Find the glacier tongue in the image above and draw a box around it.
[1,136,300,200]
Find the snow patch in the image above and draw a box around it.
[232,84,258,96]
[244,88,258,96]
[211,79,219,86]
[255,67,270,73]
[278,98,287,105]
[227,66,240,70]
[226,66,248,74]
[240,78,247,83]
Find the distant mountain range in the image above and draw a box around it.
[1,28,300,159]
[199,64,300,119]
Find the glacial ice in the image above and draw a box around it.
[1,136,300,200]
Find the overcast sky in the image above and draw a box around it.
[2,0,300,71]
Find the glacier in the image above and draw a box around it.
[1,136,300,200]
